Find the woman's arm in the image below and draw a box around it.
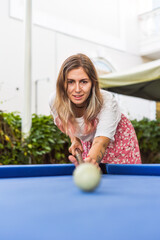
[68,136,110,167]
[84,136,110,164]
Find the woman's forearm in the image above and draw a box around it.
[88,136,110,163]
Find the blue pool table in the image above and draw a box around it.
[0,164,160,240]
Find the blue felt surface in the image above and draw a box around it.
[0,171,160,240]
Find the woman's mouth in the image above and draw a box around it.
[73,95,83,100]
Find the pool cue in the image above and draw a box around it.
[75,148,84,164]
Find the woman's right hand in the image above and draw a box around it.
[68,155,79,166]
[69,137,83,156]
[68,137,83,166]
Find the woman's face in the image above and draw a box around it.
[66,67,92,108]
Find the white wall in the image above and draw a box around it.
[0,1,24,113]
[115,94,156,121]
[32,26,56,114]
[0,0,156,120]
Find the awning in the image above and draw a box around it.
[99,59,160,101]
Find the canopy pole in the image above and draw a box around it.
[22,0,32,138]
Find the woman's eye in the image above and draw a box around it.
[81,80,87,84]
[68,80,74,84]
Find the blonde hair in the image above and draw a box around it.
[53,53,103,137]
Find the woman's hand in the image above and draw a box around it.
[68,137,83,166]
[68,155,79,167]
[84,155,101,170]
[68,154,100,170]
[69,137,83,156]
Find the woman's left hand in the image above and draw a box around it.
[84,156,100,170]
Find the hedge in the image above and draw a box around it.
[131,118,160,163]
[0,111,70,165]
[0,111,160,165]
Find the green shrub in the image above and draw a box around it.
[131,118,160,163]
[24,114,70,164]
[0,111,70,165]
[0,111,25,165]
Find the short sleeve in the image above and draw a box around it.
[94,90,121,141]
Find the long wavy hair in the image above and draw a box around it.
[52,53,103,137]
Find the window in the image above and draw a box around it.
[92,58,116,76]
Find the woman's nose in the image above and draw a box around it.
[75,83,81,92]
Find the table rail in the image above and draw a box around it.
[0,164,75,178]
[107,164,160,176]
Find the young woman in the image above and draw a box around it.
[49,53,141,172]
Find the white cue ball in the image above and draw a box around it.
[73,163,101,192]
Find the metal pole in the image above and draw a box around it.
[22,0,32,137]
[35,80,38,114]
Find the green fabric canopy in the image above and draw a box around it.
[99,59,160,101]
